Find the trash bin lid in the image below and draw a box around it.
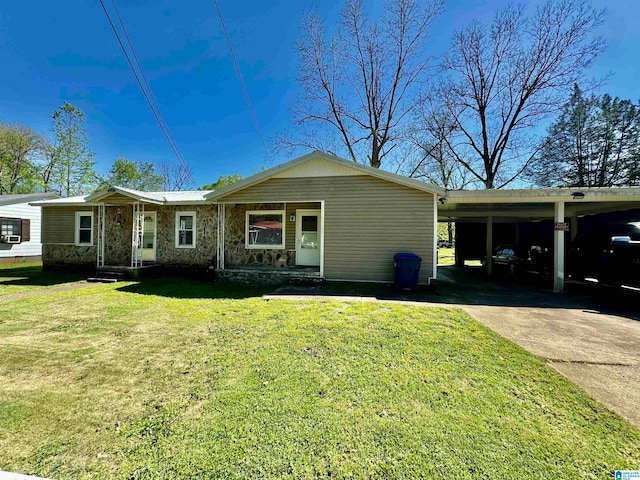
[394,252,422,262]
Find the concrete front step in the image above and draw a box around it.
[87,277,121,283]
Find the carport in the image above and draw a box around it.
[438,187,640,293]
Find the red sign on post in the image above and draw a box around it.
[555,222,569,231]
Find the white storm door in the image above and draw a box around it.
[296,210,321,266]
[139,212,157,262]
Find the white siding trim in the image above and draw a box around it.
[431,195,438,282]
[320,201,325,277]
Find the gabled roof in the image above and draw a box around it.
[0,193,59,207]
[205,151,445,201]
[86,186,165,204]
[31,187,214,206]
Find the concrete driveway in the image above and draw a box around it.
[433,266,640,427]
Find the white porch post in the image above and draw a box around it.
[217,204,225,270]
[553,201,565,293]
[432,195,438,280]
[485,216,493,275]
[131,202,141,268]
[320,200,325,277]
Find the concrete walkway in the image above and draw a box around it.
[267,266,640,427]
[0,281,92,302]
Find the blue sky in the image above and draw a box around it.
[0,0,638,187]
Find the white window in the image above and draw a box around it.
[245,210,285,249]
[75,211,93,246]
[175,211,196,248]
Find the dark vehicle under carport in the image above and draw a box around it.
[568,221,640,287]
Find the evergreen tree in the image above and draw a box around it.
[528,86,640,187]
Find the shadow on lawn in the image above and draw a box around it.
[271,265,640,322]
[0,265,85,288]
[116,277,272,300]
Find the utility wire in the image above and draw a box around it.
[212,0,268,157]
[98,0,199,189]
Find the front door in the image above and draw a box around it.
[296,210,321,266]
[139,212,157,262]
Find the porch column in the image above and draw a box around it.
[553,201,565,293]
[216,204,225,270]
[485,216,493,275]
[432,195,438,280]
[320,200,325,277]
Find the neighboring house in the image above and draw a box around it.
[31,152,443,284]
[0,193,60,263]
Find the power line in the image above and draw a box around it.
[98,0,199,189]
[212,0,268,157]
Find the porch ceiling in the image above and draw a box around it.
[438,201,640,222]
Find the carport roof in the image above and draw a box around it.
[439,187,640,222]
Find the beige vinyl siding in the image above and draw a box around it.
[220,176,434,283]
[99,193,140,204]
[42,206,93,244]
[285,202,321,251]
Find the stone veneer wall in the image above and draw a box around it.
[224,203,289,267]
[43,204,217,268]
[155,205,217,266]
[104,205,133,265]
[216,268,324,286]
[43,244,96,267]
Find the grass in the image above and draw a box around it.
[0,269,638,479]
[0,262,85,296]
[437,247,455,266]
[438,248,482,267]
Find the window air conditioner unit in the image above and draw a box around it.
[1,235,21,244]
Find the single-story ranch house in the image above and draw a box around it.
[32,151,640,292]
[32,152,442,285]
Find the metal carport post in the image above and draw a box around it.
[553,201,565,293]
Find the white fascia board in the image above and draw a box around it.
[446,188,640,204]
[30,201,101,207]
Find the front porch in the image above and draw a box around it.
[216,201,325,279]
[95,198,159,269]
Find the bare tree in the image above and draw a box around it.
[36,139,59,193]
[159,161,193,191]
[401,110,473,189]
[399,111,473,243]
[434,0,605,189]
[284,0,443,168]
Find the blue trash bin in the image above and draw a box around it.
[394,252,422,291]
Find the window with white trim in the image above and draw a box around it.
[75,211,93,246]
[175,211,196,248]
[245,210,285,249]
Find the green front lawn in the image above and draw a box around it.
[0,262,85,296]
[0,274,638,479]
